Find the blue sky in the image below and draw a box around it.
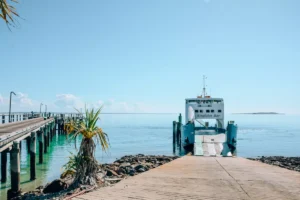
[0,0,299,114]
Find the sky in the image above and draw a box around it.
[0,0,300,114]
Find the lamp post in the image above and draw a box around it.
[9,91,16,123]
[45,105,47,117]
[40,103,43,117]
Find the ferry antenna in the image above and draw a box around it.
[202,75,207,97]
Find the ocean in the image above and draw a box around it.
[0,113,300,198]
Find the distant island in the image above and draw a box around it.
[233,112,284,115]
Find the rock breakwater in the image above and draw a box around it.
[249,156,300,172]
[15,154,179,200]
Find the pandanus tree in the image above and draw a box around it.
[0,0,19,26]
[66,107,109,186]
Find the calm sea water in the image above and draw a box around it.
[1,114,300,198]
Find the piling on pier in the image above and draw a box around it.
[7,142,21,200]
[30,132,36,180]
[44,125,48,154]
[26,137,30,152]
[38,130,44,164]
[1,149,8,183]
[172,121,176,153]
[173,114,182,154]
[46,124,50,148]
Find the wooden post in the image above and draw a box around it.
[49,124,53,142]
[173,121,176,153]
[26,137,30,152]
[53,122,55,137]
[61,118,65,134]
[1,150,8,183]
[51,122,54,140]
[53,122,56,136]
[38,130,43,164]
[19,140,22,156]
[44,126,48,153]
[7,142,21,199]
[178,113,182,124]
[177,122,181,147]
[48,125,50,146]
[30,132,36,180]
[46,125,50,147]
[58,119,61,134]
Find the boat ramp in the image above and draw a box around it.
[75,156,300,200]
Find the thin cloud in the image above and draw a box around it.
[0,94,4,104]
[55,94,84,110]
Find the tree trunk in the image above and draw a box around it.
[73,138,99,187]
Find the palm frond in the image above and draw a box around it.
[0,0,19,25]
[66,106,109,150]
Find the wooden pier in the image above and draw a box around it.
[0,113,81,199]
[75,156,300,200]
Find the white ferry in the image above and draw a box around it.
[180,76,238,156]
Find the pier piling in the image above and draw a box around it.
[26,137,30,152]
[53,122,55,137]
[19,141,22,154]
[1,150,8,183]
[50,123,53,142]
[46,125,50,147]
[7,142,21,200]
[176,122,181,147]
[173,121,176,153]
[38,130,44,164]
[30,132,36,180]
[44,126,48,153]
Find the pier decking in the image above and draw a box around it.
[75,156,300,200]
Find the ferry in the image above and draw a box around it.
[180,76,238,156]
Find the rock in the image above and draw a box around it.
[120,162,131,167]
[106,169,119,177]
[36,186,44,190]
[124,166,133,174]
[129,169,135,176]
[117,168,126,175]
[134,164,144,171]
[248,156,300,173]
[154,164,160,168]
[43,179,68,194]
[113,166,119,171]
[137,167,146,173]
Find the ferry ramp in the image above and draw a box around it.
[74,156,300,200]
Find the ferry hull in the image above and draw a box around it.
[181,122,238,157]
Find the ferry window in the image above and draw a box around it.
[200,110,203,113]
[211,110,214,113]
[218,110,222,113]
[195,110,198,113]
[206,110,210,113]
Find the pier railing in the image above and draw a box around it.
[0,112,83,124]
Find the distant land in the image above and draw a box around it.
[233,112,284,115]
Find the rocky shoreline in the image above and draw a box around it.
[16,154,179,200]
[248,156,300,172]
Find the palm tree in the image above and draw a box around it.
[0,0,19,25]
[66,107,109,186]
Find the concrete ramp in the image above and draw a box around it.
[75,156,300,200]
